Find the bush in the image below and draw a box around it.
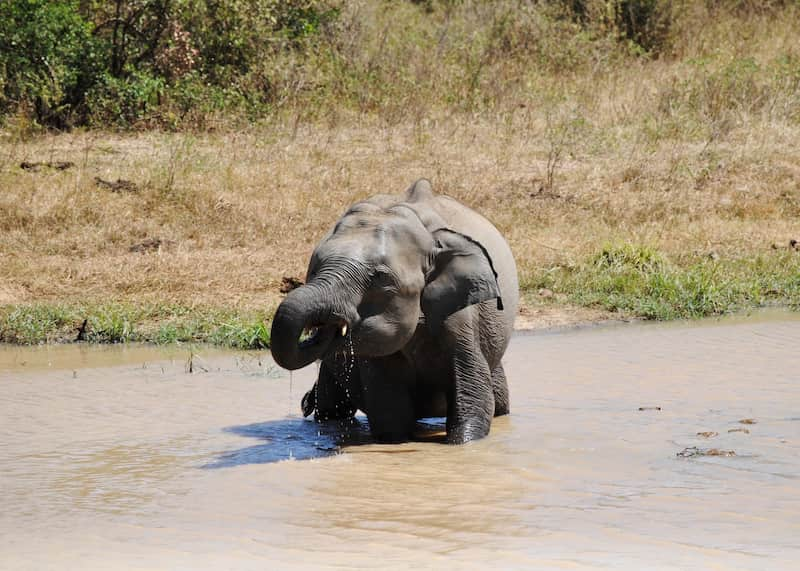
[613,0,672,54]
[0,0,338,129]
[86,71,166,128]
[0,0,101,128]
[562,0,673,55]
[0,0,796,129]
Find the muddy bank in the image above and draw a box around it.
[1,311,799,570]
[513,302,618,331]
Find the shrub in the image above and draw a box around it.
[562,0,673,55]
[0,0,101,128]
[86,71,166,128]
[0,0,338,129]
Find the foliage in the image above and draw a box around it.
[0,0,339,128]
[563,0,673,55]
[0,0,101,128]
[2,0,797,129]
[85,70,166,128]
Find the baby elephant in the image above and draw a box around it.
[270,179,519,444]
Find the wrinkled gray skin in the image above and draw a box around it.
[270,180,519,444]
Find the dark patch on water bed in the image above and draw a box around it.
[677,447,736,458]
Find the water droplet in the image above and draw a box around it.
[346,331,355,382]
[314,377,320,416]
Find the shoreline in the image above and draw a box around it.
[1,298,796,348]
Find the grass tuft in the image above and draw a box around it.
[0,305,73,344]
[87,306,136,343]
[208,319,271,350]
[529,244,800,320]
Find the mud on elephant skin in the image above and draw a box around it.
[270,179,519,444]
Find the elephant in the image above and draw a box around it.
[270,179,519,444]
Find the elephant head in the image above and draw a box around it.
[270,195,502,371]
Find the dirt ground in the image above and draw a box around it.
[513,303,616,331]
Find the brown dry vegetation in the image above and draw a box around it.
[1,1,799,343]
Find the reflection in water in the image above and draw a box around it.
[1,311,800,570]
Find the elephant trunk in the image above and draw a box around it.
[270,283,350,370]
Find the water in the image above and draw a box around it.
[1,311,799,570]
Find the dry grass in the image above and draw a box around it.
[1,2,799,341]
[1,111,796,310]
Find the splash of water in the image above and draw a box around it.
[310,332,357,418]
[344,331,355,398]
[314,365,319,417]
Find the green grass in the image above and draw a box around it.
[0,303,272,348]
[0,304,75,345]
[523,243,800,320]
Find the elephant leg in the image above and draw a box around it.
[360,353,416,443]
[302,361,357,421]
[446,331,495,444]
[491,363,510,417]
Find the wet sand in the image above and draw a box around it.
[1,312,799,570]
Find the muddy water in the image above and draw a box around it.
[1,312,799,570]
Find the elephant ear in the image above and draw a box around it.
[421,228,503,330]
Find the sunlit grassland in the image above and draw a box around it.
[1,2,799,345]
